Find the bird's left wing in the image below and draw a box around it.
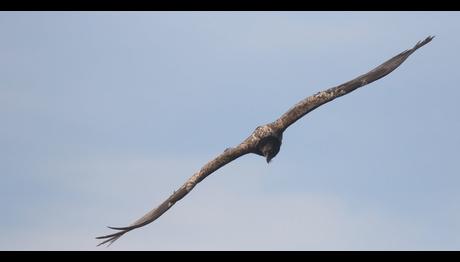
[96,139,255,246]
[271,36,435,132]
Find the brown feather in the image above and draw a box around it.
[96,36,433,246]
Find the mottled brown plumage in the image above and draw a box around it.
[96,36,434,246]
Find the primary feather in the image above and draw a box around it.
[97,36,434,246]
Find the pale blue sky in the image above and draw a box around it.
[1,11,459,250]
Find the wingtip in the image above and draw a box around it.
[413,35,435,50]
[96,231,125,247]
[107,225,135,231]
[426,35,435,42]
[107,226,124,230]
[96,238,116,247]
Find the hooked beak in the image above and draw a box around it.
[265,156,272,164]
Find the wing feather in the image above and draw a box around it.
[97,36,434,247]
[272,36,434,132]
[96,142,254,246]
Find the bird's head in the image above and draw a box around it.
[258,137,281,163]
[252,124,283,164]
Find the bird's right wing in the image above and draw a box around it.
[96,138,255,246]
[271,36,434,132]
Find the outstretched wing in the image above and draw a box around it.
[271,36,434,132]
[97,36,434,247]
[96,140,255,246]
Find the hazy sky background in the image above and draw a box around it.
[1,11,459,250]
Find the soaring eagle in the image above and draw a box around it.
[97,36,434,246]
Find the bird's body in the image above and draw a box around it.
[252,124,283,163]
[97,36,434,246]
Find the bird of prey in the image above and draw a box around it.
[97,36,434,246]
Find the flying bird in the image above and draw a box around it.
[97,36,434,246]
